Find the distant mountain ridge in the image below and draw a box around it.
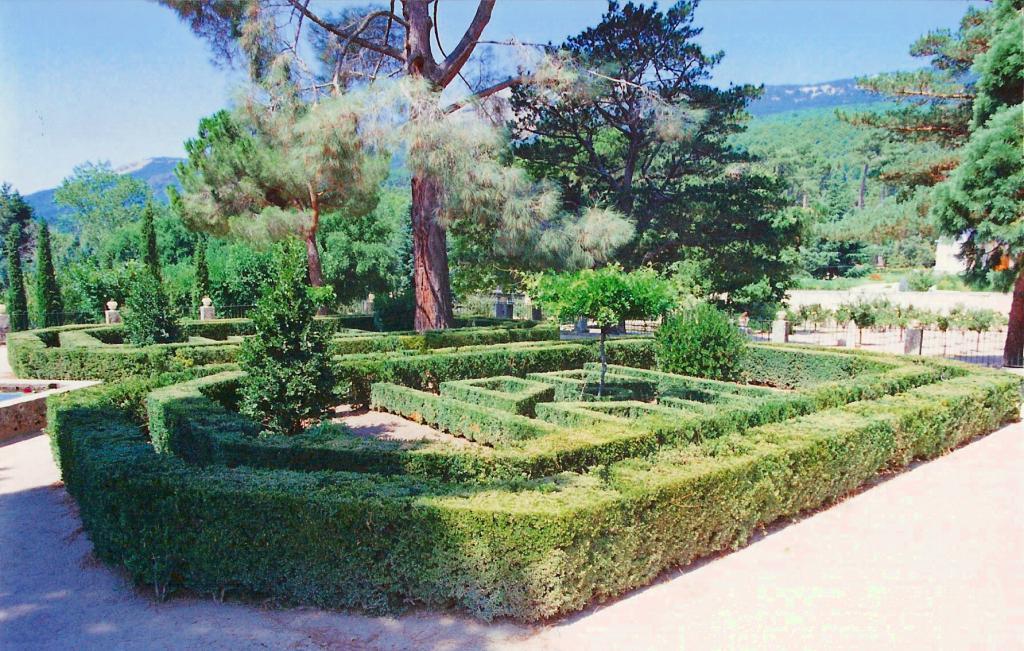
[22,78,881,226]
[24,157,184,228]
[747,78,880,116]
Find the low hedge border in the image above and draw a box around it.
[439,376,555,416]
[331,325,559,355]
[47,357,1021,621]
[370,382,564,446]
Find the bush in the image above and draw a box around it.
[238,243,336,436]
[123,271,182,346]
[655,302,746,381]
[46,351,1020,622]
[904,270,935,292]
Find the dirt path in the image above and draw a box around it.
[2,421,1022,650]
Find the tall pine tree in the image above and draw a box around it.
[34,222,63,327]
[5,224,28,331]
[931,0,1024,366]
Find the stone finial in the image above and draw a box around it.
[105,300,122,325]
[199,297,216,321]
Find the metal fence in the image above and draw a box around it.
[741,319,1018,368]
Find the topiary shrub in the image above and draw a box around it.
[655,302,746,381]
[123,270,182,346]
[239,242,336,436]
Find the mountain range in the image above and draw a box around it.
[23,78,882,225]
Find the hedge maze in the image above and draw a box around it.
[27,320,1022,621]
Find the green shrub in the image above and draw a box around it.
[655,302,746,381]
[46,355,1020,622]
[123,271,182,346]
[5,224,28,331]
[239,243,336,436]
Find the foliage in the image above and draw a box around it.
[238,243,336,436]
[46,339,1020,622]
[528,265,675,330]
[372,289,415,332]
[123,271,183,346]
[0,183,33,286]
[932,105,1023,282]
[511,1,801,309]
[33,222,63,327]
[172,85,391,289]
[655,302,746,381]
[53,162,150,263]
[904,270,935,292]
[140,200,162,281]
[4,224,28,330]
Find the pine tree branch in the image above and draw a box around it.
[443,76,522,114]
[285,0,406,62]
[437,0,496,87]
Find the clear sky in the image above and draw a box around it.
[0,0,979,195]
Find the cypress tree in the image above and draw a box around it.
[141,200,161,282]
[5,224,28,331]
[34,222,63,327]
[193,234,210,309]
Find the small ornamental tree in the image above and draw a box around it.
[239,242,336,436]
[124,271,182,346]
[193,234,210,310]
[655,302,747,381]
[140,200,161,282]
[34,222,63,327]
[5,224,28,331]
[529,265,675,395]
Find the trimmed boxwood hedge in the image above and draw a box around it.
[47,350,1021,621]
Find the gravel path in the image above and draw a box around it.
[2,417,1022,650]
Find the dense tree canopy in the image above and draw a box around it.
[511,0,803,311]
[930,0,1023,364]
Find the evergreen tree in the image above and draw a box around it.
[193,234,210,309]
[931,0,1023,367]
[34,222,63,327]
[4,224,28,331]
[511,1,803,311]
[141,200,161,282]
[238,241,336,436]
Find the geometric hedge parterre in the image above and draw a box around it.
[32,320,1022,621]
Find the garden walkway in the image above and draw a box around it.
[2,412,1021,650]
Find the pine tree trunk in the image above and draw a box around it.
[858,163,868,208]
[411,174,454,331]
[1003,269,1024,367]
[305,230,323,288]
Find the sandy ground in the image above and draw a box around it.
[332,406,478,448]
[0,345,13,380]
[2,416,1022,650]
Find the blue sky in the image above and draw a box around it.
[1,0,979,195]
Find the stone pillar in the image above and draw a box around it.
[574,316,589,334]
[104,300,122,325]
[362,293,375,314]
[904,322,923,355]
[844,321,858,348]
[770,311,789,343]
[199,296,216,321]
